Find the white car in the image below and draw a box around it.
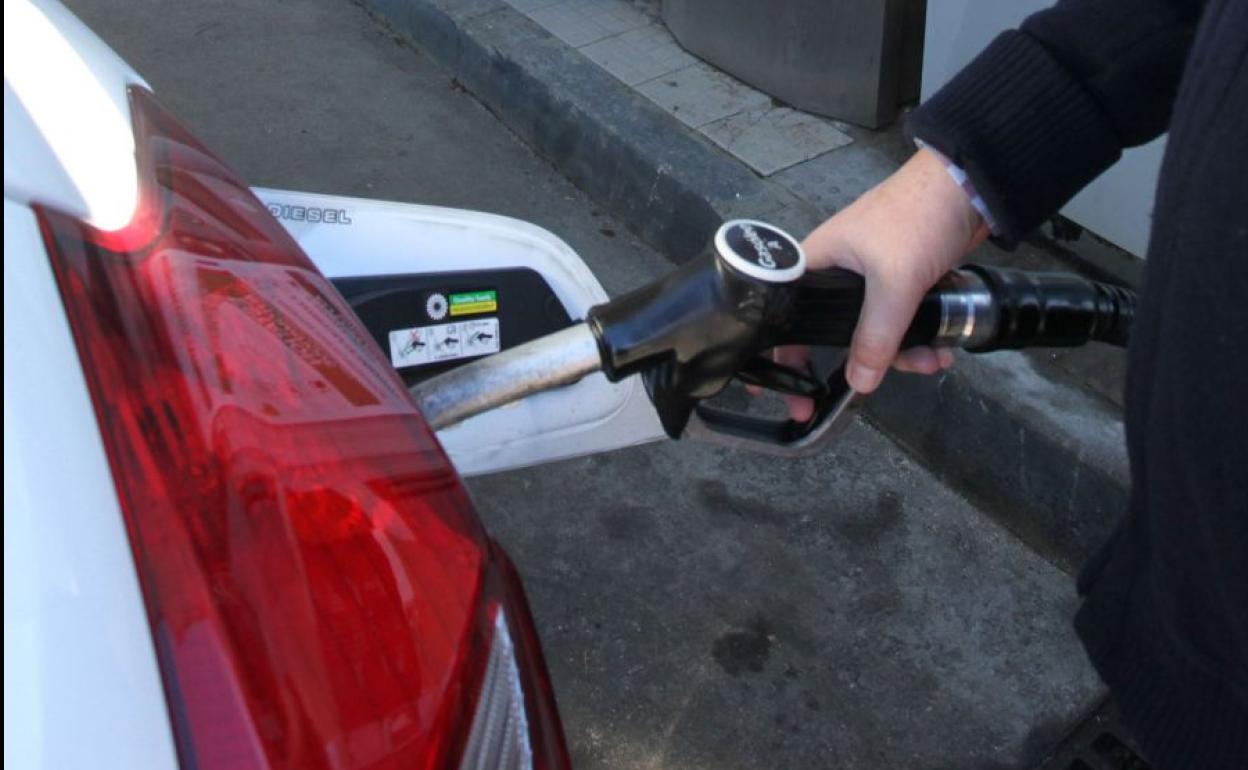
[4,1,664,767]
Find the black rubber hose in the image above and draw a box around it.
[961,266,1135,351]
[781,266,1135,351]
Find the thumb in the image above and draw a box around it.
[845,272,926,393]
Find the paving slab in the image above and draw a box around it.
[579,21,699,87]
[702,104,853,177]
[635,61,773,129]
[773,129,905,215]
[525,0,650,47]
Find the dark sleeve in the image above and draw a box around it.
[906,0,1203,244]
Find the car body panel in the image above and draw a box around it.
[3,0,147,229]
[4,2,178,766]
[4,199,180,770]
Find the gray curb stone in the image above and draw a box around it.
[366,0,1129,572]
[869,354,1128,573]
[367,0,826,258]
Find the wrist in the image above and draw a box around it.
[904,147,986,255]
[913,143,997,243]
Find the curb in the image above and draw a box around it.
[366,0,826,260]
[367,0,1130,572]
[869,354,1128,573]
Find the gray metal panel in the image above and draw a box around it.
[662,0,925,128]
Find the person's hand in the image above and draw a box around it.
[770,148,988,421]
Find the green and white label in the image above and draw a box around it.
[449,290,498,317]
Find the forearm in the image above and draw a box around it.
[908,0,1204,244]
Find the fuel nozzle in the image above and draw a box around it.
[586,220,808,437]
[587,218,1138,450]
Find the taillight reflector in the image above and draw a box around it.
[36,87,567,770]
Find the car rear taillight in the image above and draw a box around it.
[35,87,569,770]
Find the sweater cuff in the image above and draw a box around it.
[906,31,1122,246]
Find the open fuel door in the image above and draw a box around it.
[254,188,665,477]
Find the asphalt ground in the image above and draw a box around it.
[63,0,1103,767]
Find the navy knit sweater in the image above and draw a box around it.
[908,1,1248,767]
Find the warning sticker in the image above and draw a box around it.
[388,318,500,368]
[449,290,498,317]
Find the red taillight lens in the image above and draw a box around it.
[36,88,568,770]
